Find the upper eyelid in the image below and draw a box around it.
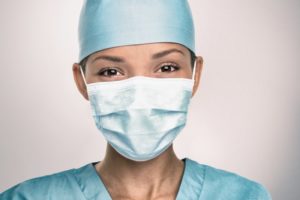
[99,66,123,72]
[156,62,180,71]
[98,67,124,76]
[158,62,179,66]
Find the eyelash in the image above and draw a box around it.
[98,67,123,77]
[157,63,180,73]
[97,63,180,77]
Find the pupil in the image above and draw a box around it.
[162,66,171,72]
[108,69,117,75]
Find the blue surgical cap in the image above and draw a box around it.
[78,0,195,62]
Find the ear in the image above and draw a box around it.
[72,63,89,100]
[192,56,204,97]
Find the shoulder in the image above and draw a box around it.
[186,159,272,200]
[0,164,90,200]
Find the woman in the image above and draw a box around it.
[0,0,271,199]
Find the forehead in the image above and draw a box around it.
[88,42,190,60]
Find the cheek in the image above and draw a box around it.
[85,65,109,83]
[84,70,100,84]
[179,66,193,79]
[177,59,193,78]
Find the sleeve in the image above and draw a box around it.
[0,169,79,200]
[0,181,36,200]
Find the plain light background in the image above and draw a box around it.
[0,0,299,199]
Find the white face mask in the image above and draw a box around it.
[80,67,195,162]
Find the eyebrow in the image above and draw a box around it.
[92,55,125,63]
[152,48,185,59]
[91,48,185,64]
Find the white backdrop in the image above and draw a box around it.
[0,0,299,199]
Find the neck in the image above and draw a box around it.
[95,144,184,199]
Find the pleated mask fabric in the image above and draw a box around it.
[85,76,194,161]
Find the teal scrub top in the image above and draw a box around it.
[0,158,271,200]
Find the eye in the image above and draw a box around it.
[157,63,180,73]
[98,67,122,77]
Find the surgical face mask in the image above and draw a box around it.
[80,67,196,161]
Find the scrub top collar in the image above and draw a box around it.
[72,158,205,200]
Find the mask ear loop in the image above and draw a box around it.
[192,60,197,82]
[79,65,88,86]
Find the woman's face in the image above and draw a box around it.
[73,42,203,99]
[84,43,193,83]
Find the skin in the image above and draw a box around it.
[73,42,203,200]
